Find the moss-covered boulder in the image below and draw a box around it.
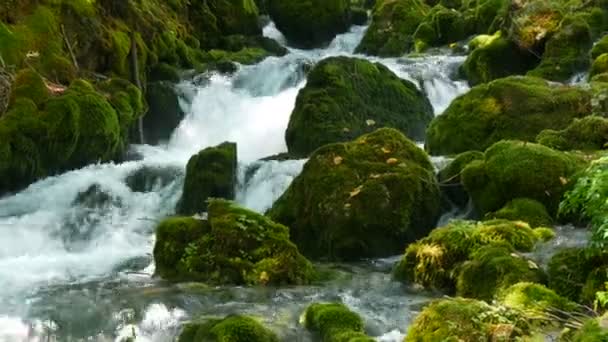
[498,282,578,319]
[527,17,593,82]
[267,0,351,48]
[176,142,237,215]
[484,198,553,228]
[460,31,537,85]
[154,199,315,284]
[269,128,441,261]
[592,53,608,78]
[143,81,185,145]
[9,69,50,108]
[438,151,484,208]
[426,76,592,155]
[504,0,564,55]
[406,297,530,341]
[178,315,278,342]
[286,57,433,157]
[394,219,541,291]
[547,247,608,304]
[592,35,608,60]
[537,116,608,152]
[412,5,467,52]
[302,303,374,342]
[461,140,583,216]
[355,0,431,56]
[456,244,545,300]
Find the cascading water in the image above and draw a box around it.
[0,22,474,341]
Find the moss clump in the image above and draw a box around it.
[10,69,49,108]
[498,282,578,320]
[154,199,315,285]
[425,76,592,155]
[394,219,540,292]
[461,140,583,216]
[355,0,431,56]
[533,227,555,242]
[286,56,433,157]
[536,116,608,152]
[178,315,279,342]
[405,297,530,341]
[456,244,545,301]
[592,53,608,78]
[438,151,484,207]
[412,5,466,52]
[303,303,374,342]
[461,31,538,85]
[592,35,608,60]
[528,17,593,82]
[177,142,237,215]
[267,0,351,48]
[570,314,608,342]
[485,198,553,228]
[269,128,440,261]
[504,0,564,55]
[547,247,608,304]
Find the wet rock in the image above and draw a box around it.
[125,165,182,193]
[142,81,185,145]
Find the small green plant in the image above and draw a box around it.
[594,282,608,312]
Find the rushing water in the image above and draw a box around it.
[0,23,525,341]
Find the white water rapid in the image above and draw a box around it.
[0,22,473,341]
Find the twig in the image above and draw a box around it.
[61,24,79,71]
[129,30,145,144]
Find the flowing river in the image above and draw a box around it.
[0,22,539,341]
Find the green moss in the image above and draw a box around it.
[528,17,593,82]
[533,227,556,242]
[456,244,545,300]
[178,315,279,342]
[537,116,608,151]
[592,35,608,60]
[43,54,77,84]
[504,0,564,54]
[107,29,131,78]
[460,0,509,34]
[570,313,608,341]
[592,53,608,78]
[438,151,484,207]
[412,5,466,52]
[303,303,374,342]
[355,0,431,56]
[10,69,49,108]
[485,198,553,228]
[41,95,81,169]
[461,31,538,85]
[286,56,433,157]
[393,219,540,291]
[461,140,583,216]
[268,0,351,48]
[498,282,578,320]
[177,142,237,215]
[269,128,440,261]
[426,76,592,155]
[405,297,530,341]
[149,63,181,82]
[154,199,315,285]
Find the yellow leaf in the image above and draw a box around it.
[366,119,376,126]
[333,156,343,165]
[381,147,391,154]
[560,176,568,185]
[349,186,363,198]
[386,158,398,165]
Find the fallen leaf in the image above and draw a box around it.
[559,176,568,185]
[381,147,391,154]
[386,158,398,165]
[333,156,343,165]
[366,119,376,126]
[349,186,363,198]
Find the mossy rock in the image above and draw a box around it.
[461,140,583,216]
[393,219,540,291]
[267,0,351,48]
[286,56,433,157]
[269,128,441,261]
[504,0,564,55]
[569,314,608,342]
[355,0,431,56]
[143,81,185,145]
[154,199,315,284]
[427,76,593,155]
[178,315,279,342]
[485,198,553,228]
[498,282,579,321]
[438,151,484,208]
[536,116,608,151]
[547,247,608,304]
[302,303,374,342]
[412,5,466,52]
[460,31,538,86]
[528,17,593,82]
[10,69,49,108]
[455,244,545,301]
[592,53,608,78]
[592,35,608,60]
[177,142,237,215]
[405,297,530,341]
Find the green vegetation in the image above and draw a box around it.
[484,198,553,228]
[302,303,375,341]
[537,116,608,152]
[178,315,279,342]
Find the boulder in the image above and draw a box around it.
[302,303,374,342]
[497,282,578,318]
[154,199,315,285]
[143,82,185,145]
[286,56,433,157]
[269,128,441,261]
[536,116,608,151]
[591,53,608,78]
[425,76,592,155]
[176,142,237,215]
[267,0,351,48]
[461,140,583,216]
[412,5,467,52]
[178,315,278,342]
[484,198,553,228]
